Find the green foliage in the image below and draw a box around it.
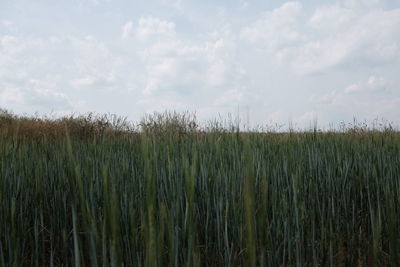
[0,110,399,266]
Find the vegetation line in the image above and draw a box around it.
[0,108,399,266]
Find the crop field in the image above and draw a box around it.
[0,110,399,266]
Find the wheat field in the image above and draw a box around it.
[1,110,399,266]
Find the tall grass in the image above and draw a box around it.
[0,109,399,266]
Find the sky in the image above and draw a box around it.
[1,0,400,129]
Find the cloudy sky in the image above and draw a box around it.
[1,0,400,128]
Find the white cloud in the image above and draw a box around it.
[0,34,123,113]
[135,16,176,41]
[308,5,355,30]
[67,36,130,91]
[136,97,187,113]
[214,87,254,106]
[295,111,318,127]
[0,79,73,113]
[264,109,289,126]
[161,0,182,10]
[2,20,17,32]
[240,0,249,9]
[240,1,400,74]
[308,75,397,123]
[240,2,304,53]
[76,0,111,6]
[294,6,400,73]
[70,76,97,88]
[0,87,24,105]
[344,76,390,94]
[1,35,43,54]
[344,0,380,9]
[134,17,246,101]
[121,21,133,40]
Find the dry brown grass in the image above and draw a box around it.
[0,108,135,141]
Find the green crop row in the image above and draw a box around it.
[0,110,399,266]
